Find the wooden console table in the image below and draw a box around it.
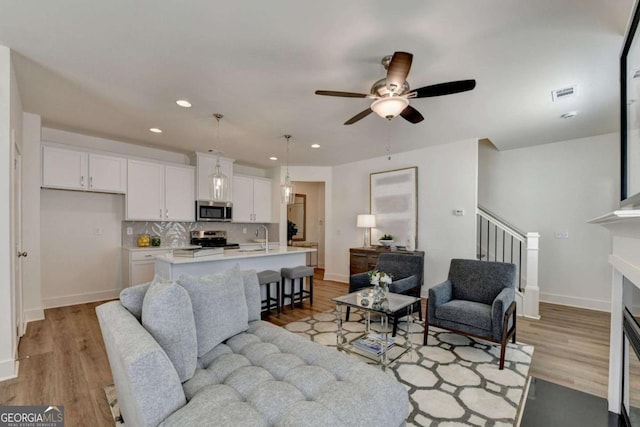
[349,247,425,276]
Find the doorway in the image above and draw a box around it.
[288,181,325,268]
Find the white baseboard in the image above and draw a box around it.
[322,272,348,283]
[540,292,611,312]
[42,288,120,309]
[0,358,18,381]
[24,308,45,323]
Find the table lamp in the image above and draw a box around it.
[356,214,376,248]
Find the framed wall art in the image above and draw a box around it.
[369,166,418,248]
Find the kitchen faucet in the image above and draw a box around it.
[256,225,269,252]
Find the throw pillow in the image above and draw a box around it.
[141,281,198,383]
[241,269,262,322]
[120,280,153,320]
[178,264,249,356]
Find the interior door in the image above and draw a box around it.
[12,140,24,346]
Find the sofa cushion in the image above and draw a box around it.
[141,281,197,383]
[241,269,262,322]
[170,320,409,427]
[178,264,249,356]
[435,299,492,331]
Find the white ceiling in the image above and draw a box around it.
[0,0,634,168]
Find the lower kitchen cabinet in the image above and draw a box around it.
[123,248,172,287]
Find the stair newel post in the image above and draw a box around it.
[524,232,540,319]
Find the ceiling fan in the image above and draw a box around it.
[315,51,476,125]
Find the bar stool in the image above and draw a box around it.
[281,266,314,310]
[257,270,281,314]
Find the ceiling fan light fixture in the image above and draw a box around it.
[371,97,409,120]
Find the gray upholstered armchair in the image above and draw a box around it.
[347,252,425,336]
[423,258,517,370]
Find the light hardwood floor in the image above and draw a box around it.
[0,272,611,426]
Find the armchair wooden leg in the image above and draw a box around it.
[423,308,429,346]
[499,337,507,370]
[499,301,517,370]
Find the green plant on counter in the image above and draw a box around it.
[380,234,393,240]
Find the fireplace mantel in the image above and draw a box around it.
[591,209,640,416]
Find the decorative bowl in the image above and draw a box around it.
[379,239,394,247]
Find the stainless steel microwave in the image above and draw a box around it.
[195,200,233,222]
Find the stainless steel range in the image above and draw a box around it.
[190,230,239,249]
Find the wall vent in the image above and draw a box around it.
[551,85,577,102]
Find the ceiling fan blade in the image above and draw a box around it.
[400,105,424,124]
[315,90,370,98]
[386,52,413,93]
[344,108,373,125]
[410,79,476,98]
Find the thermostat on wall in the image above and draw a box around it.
[453,209,465,216]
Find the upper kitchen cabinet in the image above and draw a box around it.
[232,174,272,223]
[42,144,127,193]
[127,159,195,221]
[190,152,234,201]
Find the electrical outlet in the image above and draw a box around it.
[554,231,569,239]
[243,227,247,234]
[453,209,465,216]
[126,227,133,235]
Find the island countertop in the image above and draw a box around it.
[155,245,316,265]
[154,245,317,281]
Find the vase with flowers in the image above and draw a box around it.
[368,270,393,303]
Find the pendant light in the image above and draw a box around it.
[209,114,229,201]
[280,134,295,205]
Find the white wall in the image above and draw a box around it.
[22,113,42,321]
[41,127,189,164]
[478,133,619,310]
[40,190,124,307]
[328,139,478,289]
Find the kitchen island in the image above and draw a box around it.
[154,245,317,281]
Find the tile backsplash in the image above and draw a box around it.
[122,221,279,248]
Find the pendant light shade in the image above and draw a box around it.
[280,134,295,205]
[209,154,228,201]
[209,114,229,201]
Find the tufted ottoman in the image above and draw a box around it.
[162,321,407,426]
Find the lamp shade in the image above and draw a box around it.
[357,214,376,228]
[371,97,409,119]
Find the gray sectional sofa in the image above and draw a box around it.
[96,264,408,427]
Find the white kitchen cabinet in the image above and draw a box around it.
[232,174,272,222]
[126,159,195,221]
[88,153,127,193]
[123,248,172,287]
[191,152,234,201]
[42,145,127,193]
[165,164,195,221]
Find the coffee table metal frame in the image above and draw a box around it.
[333,288,420,370]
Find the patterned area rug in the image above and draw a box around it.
[104,310,533,427]
[284,310,534,427]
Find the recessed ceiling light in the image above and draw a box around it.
[311,144,321,148]
[176,99,192,108]
[269,156,278,161]
[149,127,163,133]
[561,111,578,119]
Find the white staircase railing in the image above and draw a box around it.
[477,206,540,319]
